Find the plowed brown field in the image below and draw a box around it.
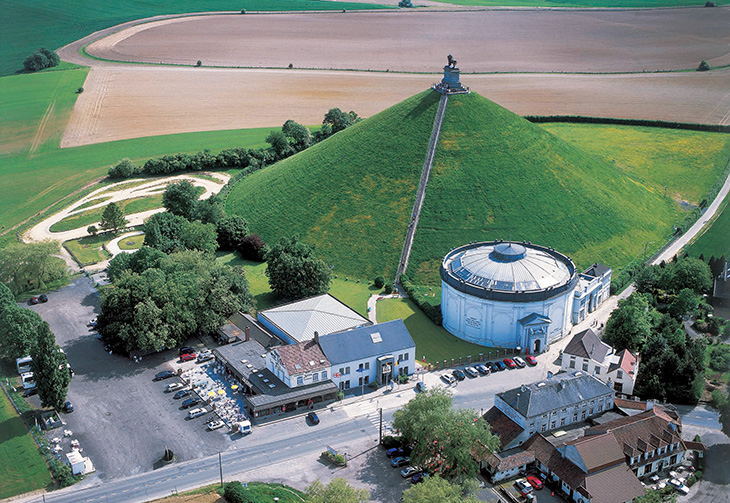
[86,10,730,73]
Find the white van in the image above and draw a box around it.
[20,372,36,390]
[16,356,32,374]
[187,407,207,419]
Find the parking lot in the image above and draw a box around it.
[26,276,237,480]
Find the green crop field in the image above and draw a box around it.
[376,297,503,363]
[0,0,388,77]
[408,92,681,284]
[687,193,730,259]
[431,0,727,7]
[542,123,730,206]
[0,389,52,499]
[0,68,271,237]
[226,90,441,280]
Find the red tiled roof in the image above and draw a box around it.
[486,451,535,471]
[483,406,524,450]
[614,398,648,411]
[523,434,586,489]
[585,407,683,456]
[568,433,625,473]
[272,339,329,376]
[584,464,645,503]
[617,349,637,375]
[685,441,706,452]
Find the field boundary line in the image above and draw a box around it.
[28,101,56,157]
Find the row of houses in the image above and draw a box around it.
[478,371,704,503]
[212,294,416,418]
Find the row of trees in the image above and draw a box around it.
[0,241,68,296]
[108,109,361,179]
[0,283,71,410]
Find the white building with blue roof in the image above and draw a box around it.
[318,319,416,391]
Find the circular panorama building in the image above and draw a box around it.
[440,241,578,354]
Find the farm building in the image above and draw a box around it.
[440,241,610,352]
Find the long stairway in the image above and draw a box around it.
[395,93,449,282]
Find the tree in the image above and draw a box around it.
[374,276,385,288]
[282,119,312,151]
[100,202,127,234]
[305,478,369,503]
[266,130,293,160]
[632,489,677,503]
[323,108,353,134]
[671,258,712,294]
[0,281,15,309]
[194,198,225,225]
[23,48,59,72]
[30,322,70,410]
[402,476,480,503]
[668,288,699,319]
[393,388,499,483]
[180,220,218,253]
[216,216,248,251]
[87,225,98,236]
[0,241,67,295]
[603,293,652,352]
[107,246,167,281]
[143,212,217,254]
[265,235,331,300]
[163,180,199,220]
[108,159,139,178]
[0,305,43,359]
[698,60,711,71]
[238,234,266,261]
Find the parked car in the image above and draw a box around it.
[490,362,503,372]
[187,407,207,419]
[391,456,410,468]
[525,355,537,366]
[441,374,456,385]
[207,419,225,430]
[38,294,48,303]
[61,401,74,413]
[197,351,214,363]
[29,296,39,305]
[182,397,201,409]
[667,478,689,495]
[155,370,176,381]
[514,478,533,497]
[649,475,660,483]
[527,475,543,490]
[416,381,428,392]
[401,466,420,478]
[307,412,320,425]
[180,353,196,362]
[513,357,527,368]
[474,363,490,375]
[464,366,479,378]
[174,389,191,399]
[179,347,195,356]
[503,358,517,369]
[411,472,430,484]
[452,369,466,381]
[88,318,98,327]
[386,447,404,458]
[166,382,184,392]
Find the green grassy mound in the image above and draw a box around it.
[226,90,442,279]
[409,92,676,283]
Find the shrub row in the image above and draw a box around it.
[399,273,442,325]
[525,115,730,134]
[108,147,274,179]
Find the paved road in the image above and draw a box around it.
[675,404,723,430]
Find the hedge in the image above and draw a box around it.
[525,115,730,134]
[399,273,442,325]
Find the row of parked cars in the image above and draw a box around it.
[385,446,429,484]
[441,356,537,384]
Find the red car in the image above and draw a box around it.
[180,353,196,362]
[527,475,543,490]
[503,358,516,369]
[525,355,537,366]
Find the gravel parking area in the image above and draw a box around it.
[27,276,236,480]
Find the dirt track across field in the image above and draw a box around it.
[59,8,730,148]
[86,10,730,73]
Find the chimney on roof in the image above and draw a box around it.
[560,380,566,390]
[314,331,320,345]
[245,326,250,342]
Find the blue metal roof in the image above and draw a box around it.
[318,319,416,365]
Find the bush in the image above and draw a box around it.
[373,276,385,288]
[381,435,403,449]
[49,459,76,487]
[238,234,266,261]
[224,481,247,503]
[698,60,711,72]
[108,158,140,178]
[399,0,414,6]
[705,1,716,6]
[77,87,84,94]
[23,48,59,72]
[711,390,728,409]
[288,63,293,69]
[384,282,394,294]
[195,60,202,67]
[399,274,443,326]
[397,374,409,384]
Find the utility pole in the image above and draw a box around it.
[379,408,383,445]
[219,452,223,488]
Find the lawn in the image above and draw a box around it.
[0,387,52,499]
[215,252,375,316]
[49,194,164,232]
[687,192,730,259]
[0,68,271,237]
[64,234,111,265]
[0,0,388,77]
[542,123,730,206]
[430,0,727,6]
[117,233,145,250]
[376,297,500,364]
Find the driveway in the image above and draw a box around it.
[680,423,730,503]
[26,276,233,480]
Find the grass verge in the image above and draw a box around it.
[64,234,111,266]
[687,192,730,259]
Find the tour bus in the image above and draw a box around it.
[16,356,32,374]
[20,372,36,390]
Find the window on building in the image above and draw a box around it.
[573,413,578,422]
[617,370,624,379]
[344,380,350,390]
[339,367,345,376]
[364,375,369,385]
[313,373,319,382]
[346,366,350,375]
[541,424,547,432]
[364,362,370,370]
[321,370,327,380]
[358,363,363,371]
[359,377,363,386]
[594,367,600,375]
[581,411,586,420]
[551,421,556,429]
[560,418,566,427]
[297,376,304,386]
[569,359,575,369]
[582,362,589,371]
